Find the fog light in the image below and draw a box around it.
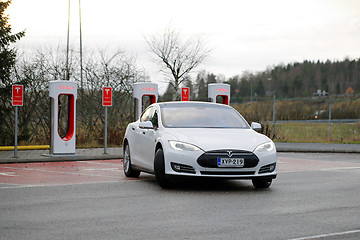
[258,163,276,174]
[170,162,196,174]
[269,164,275,172]
[173,164,181,171]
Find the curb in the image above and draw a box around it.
[275,142,360,154]
[0,154,122,164]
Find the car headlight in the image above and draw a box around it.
[254,141,275,152]
[168,140,201,151]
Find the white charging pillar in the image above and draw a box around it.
[49,80,77,155]
[208,83,230,105]
[133,82,158,120]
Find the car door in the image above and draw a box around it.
[132,107,152,166]
[136,106,158,171]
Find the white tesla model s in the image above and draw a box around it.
[123,102,277,188]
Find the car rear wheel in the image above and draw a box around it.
[123,144,140,178]
[154,148,171,189]
[252,178,272,189]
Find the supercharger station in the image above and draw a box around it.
[208,83,230,105]
[133,82,158,120]
[49,80,77,155]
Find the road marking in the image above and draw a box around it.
[0,181,123,189]
[80,160,122,166]
[0,166,120,178]
[320,166,360,171]
[289,229,360,240]
[84,168,122,172]
[0,172,17,177]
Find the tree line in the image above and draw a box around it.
[161,59,360,102]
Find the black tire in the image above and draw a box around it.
[154,148,170,188]
[123,144,140,178]
[252,178,272,189]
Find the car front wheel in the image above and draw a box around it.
[123,144,140,178]
[154,148,171,189]
[252,178,272,189]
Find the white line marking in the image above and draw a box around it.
[0,172,17,177]
[84,168,122,172]
[320,167,360,171]
[79,160,122,166]
[0,180,125,189]
[0,166,120,179]
[289,229,360,240]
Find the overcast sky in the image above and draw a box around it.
[7,0,360,92]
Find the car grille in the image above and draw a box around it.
[197,150,259,168]
[200,171,256,176]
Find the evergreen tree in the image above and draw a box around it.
[0,0,25,86]
[256,79,265,97]
[162,82,174,101]
[196,71,207,100]
[0,0,25,145]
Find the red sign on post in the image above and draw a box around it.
[12,85,23,106]
[181,87,190,101]
[102,87,112,106]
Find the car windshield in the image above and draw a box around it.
[160,105,249,128]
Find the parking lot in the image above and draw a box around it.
[1,152,360,240]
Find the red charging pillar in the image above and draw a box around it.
[133,83,158,120]
[208,83,230,105]
[49,81,77,155]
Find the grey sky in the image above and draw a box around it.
[8,0,360,92]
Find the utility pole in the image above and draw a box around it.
[79,0,83,89]
[329,100,332,141]
[250,79,253,102]
[66,0,71,80]
[272,95,276,139]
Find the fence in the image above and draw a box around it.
[2,92,360,147]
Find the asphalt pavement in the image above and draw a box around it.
[1,152,360,240]
[0,142,359,164]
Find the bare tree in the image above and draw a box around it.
[145,26,211,100]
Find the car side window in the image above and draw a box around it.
[150,110,159,129]
[140,107,152,122]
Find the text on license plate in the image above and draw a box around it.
[217,158,244,167]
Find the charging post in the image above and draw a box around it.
[49,81,77,155]
[181,87,190,101]
[12,85,24,158]
[208,83,230,105]
[133,83,158,120]
[102,87,112,154]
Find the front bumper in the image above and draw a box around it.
[163,147,277,179]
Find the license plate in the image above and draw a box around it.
[217,158,244,167]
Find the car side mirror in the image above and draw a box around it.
[251,122,262,131]
[139,121,154,129]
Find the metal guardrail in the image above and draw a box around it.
[0,145,50,151]
[265,119,360,124]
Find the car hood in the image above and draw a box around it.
[164,128,269,152]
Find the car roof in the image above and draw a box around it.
[157,101,232,109]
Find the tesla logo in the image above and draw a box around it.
[103,87,112,106]
[12,85,23,106]
[217,88,229,92]
[181,87,190,101]
[58,86,75,90]
[227,151,233,157]
[142,87,156,91]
